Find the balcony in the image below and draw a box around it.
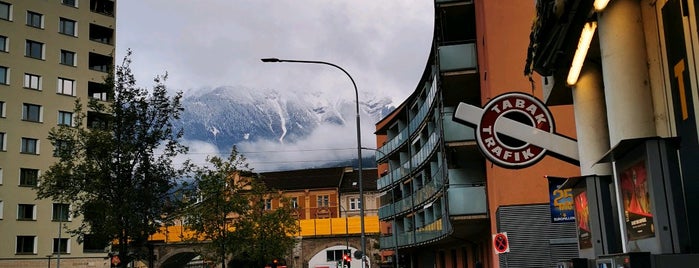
[89,23,114,45]
[88,52,112,73]
[443,106,476,142]
[438,43,477,72]
[447,185,486,215]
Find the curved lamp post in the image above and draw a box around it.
[261,58,367,268]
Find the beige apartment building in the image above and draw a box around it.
[0,0,115,267]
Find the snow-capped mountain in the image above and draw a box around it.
[177,86,394,151]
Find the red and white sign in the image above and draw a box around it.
[453,92,579,168]
[492,232,510,254]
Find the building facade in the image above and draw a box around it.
[375,0,582,267]
[0,0,115,267]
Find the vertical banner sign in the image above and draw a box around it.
[574,190,592,249]
[620,160,655,240]
[493,232,510,254]
[548,176,575,223]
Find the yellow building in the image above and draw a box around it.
[0,1,115,267]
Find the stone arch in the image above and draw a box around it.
[156,246,201,268]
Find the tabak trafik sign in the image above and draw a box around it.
[453,92,579,168]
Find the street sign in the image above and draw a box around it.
[493,232,510,254]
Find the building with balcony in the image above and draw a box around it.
[374,1,582,267]
[0,1,115,267]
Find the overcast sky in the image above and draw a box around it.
[116,1,435,171]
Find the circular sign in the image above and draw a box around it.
[493,233,510,254]
[477,92,554,168]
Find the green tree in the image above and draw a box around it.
[184,148,299,268]
[37,50,189,266]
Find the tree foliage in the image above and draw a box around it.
[184,148,299,267]
[37,50,189,265]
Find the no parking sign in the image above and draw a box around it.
[492,232,510,254]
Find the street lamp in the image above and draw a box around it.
[261,58,367,268]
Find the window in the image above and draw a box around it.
[53,203,70,221]
[57,78,75,96]
[19,168,38,187]
[0,167,3,184]
[25,40,44,59]
[317,195,329,207]
[82,234,106,253]
[58,111,73,126]
[88,81,110,101]
[22,103,42,122]
[0,66,8,84]
[326,249,351,262]
[59,18,76,36]
[349,197,360,211]
[63,0,77,7]
[17,204,36,220]
[26,11,43,28]
[53,140,72,157]
[0,132,5,151]
[53,238,70,254]
[60,50,76,66]
[290,197,299,209]
[0,200,3,219]
[16,236,36,254]
[20,138,38,154]
[0,101,4,117]
[23,73,41,90]
[0,35,7,52]
[0,2,11,21]
[264,199,272,210]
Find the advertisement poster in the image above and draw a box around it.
[620,160,655,240]
[574,191,592,249]
[548,176,575,223]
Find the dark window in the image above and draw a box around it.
[52,203,69,221]
[16,236,35,254]
[59,18,76,36]
[26,11,42,28]
[90,0,114,16]
[0,66,8,84]
[0,35,7,51]
[88,81,111,101]
[53,140,73,157]
[58,111,73,126]
[60,50,75,66]
[0,132,5,151]
[0,2,10,21]
[62,0,77,7]
[17,204,35,220]
[82,234,107,253]
[19,168,38,186]
[88,52,112,72]
[22,103,41,122]
[89,23,113,44]
[25,40,43,59]
[53,238,69,253]
[20,138,37,154]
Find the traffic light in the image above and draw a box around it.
[342,254,351,268]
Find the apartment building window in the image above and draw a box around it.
[23,73,41,90]
[53,203,70,221]
[20,138,38,154]
[60,50,76,66]
[0,35,7,52]
[264,199,272,210]
[22,103,42,122]
[26,11,43,28]
[0,2,11,21]
[17,204,36,220]
[82,234,105,253]
[0,168,3,184]
[317,195,329,207]
[62,0,78,7]
[0,101,4,117]
[53,238,70,254]
[290,197,299,209]
[53,140,72,157]
[0,132,5,151]
[90,0,114,16]
[0,200,3,219]
[349,197,360,211]
[59,18,76,36]
[19,168,38,187]
[58,111,73,126]
[0,66,8,84]
[89,23,113,44]
[57,78,75,96]
[25,40,44,59]
[16,236,37,254]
